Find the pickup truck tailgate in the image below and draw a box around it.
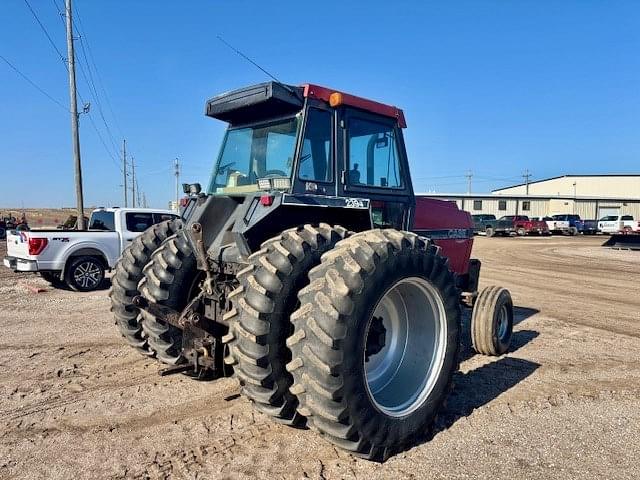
[6,230,31,259]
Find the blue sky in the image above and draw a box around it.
[1,0,639,208]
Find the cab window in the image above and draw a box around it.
[153,213,178,223]
[89,211,115,231]
[298,108,332,183]
[347,118,402,188]
[126,212,154,232]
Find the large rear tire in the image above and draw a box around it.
[109,219,182,354]
[471,286,513,356]
[287,229,461,460]
[139,230,199,366]
[223,224,349,426]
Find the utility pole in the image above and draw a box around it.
[522,169,532,195]
[465,170,473,194]
[174,158,180,212]
[65,0,85,230]
[131,157,136,208]
[122,139,127,207]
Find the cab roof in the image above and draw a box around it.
[205,81,406,127]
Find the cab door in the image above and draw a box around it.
[337,107,414,230]
[292,104,336,197]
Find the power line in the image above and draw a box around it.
[74,2,125,140]
[23,0,67,67]
[0,54,68,111]
[48,0,123,173]
[74,43,120,156]
[51,0,66,28]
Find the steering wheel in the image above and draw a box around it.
[263,169,287,177]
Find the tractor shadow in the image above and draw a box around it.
[458,306,540,362]
[432,356,541,435]
[423,305,541,444]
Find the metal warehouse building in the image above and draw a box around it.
[419,174,640,220]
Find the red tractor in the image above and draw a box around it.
[110,82,514,460]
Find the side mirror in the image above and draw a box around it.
[182,183,202,195]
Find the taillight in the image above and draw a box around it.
[260,195,274,206]
[28,237,48,255]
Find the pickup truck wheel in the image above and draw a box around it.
[65,256,105,292]
[139,230,199,367]
[287,230,460,460]
[516,227,526,236]
[471,286,513,356]
[485,227,495,237]
[223,224,349,426]
[109,219,183,355]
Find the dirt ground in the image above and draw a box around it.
[1,235,639,479]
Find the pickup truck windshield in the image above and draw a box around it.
[208,116,300,195]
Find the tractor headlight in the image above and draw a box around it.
[257,178,272,191]
[271,177,291,190]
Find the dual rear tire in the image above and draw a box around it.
[285,229,461,460]
[109,219,183,354]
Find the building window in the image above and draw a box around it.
[522,201,531,211]
[473,200,482,210]
[498,200,507,211]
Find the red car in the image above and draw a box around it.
[499,215,550,236]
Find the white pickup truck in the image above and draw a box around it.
[532,216,571,235]
[597,215,637,234]
[3,207,178,291]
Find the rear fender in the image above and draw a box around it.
[61,244,111,276]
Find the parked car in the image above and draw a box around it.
[471,214,496,234]
[532,216,571,235]
[471,215,515,237]
[552,214,599,235]
[500,215,550,236]
[597,215,636,234]
[3,207,178,291]
[579,219,599,234]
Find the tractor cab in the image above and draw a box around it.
[203,82,415,233]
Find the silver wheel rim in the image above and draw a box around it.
[73,261,102,289]
[364,277,447,417]
[497,304,509,340]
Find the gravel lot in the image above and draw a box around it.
[1,235,639,479]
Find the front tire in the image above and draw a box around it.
[287,229,461,460]
[223,224,349,426]
[65,256,105,292]
[471,286,513,356]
